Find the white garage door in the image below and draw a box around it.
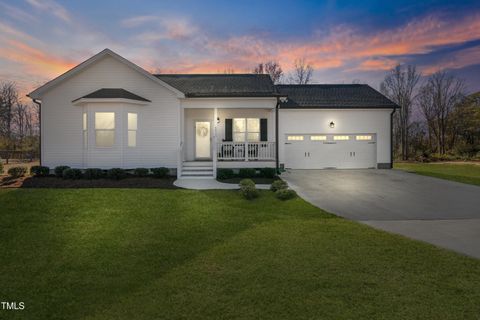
[285,134,376,169]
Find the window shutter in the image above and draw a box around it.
[225,119,233,141]
[260,118,268,141]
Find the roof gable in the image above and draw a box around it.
[28,49,185,99]
[276,84,399,109]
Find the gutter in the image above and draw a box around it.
[390,108,396,169]
[31,97,42,166]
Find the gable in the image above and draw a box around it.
[28,49,184,100]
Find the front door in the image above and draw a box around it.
[195,121,211,159]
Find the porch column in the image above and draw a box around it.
[213,107,218,178]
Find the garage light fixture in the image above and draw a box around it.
[329,121,335,128]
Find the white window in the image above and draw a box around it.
[287,135,304,141]
[310,135,327,141]
[128,113,137,147]
[95,112,115,147]
[356,135,372,141]
[233,118,260,142]
[333,135,350,141]
[82,112,87,148]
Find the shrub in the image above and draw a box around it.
[270,179,288,192]
[134,168,150,177]
[217,168,235,180]
[54,166,70,178]
[30,165,50,177]
[8,166,27,178]
[151,167,170,178]
[260,167,276,178]
[240,185,259,200]
[275,188,297,200]
[62,168,83,179]
[239,178,255,188]
[0,161,3,174]
[239,168,256,178]
[107,168,127,180]
[84,168,104,180]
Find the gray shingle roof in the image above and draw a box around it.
[276,84,398,109]
[155,74,277,97]
[72,88,150,102]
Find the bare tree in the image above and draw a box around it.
[380,65,420,160]
[288,58,313,84]
[418,71,465,154]
[0,82,18,142]
[253,61,283,84]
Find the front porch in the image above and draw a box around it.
[178,104,277,178]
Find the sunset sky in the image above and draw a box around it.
[1,0,480,100]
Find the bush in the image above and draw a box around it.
[151,167,170,178]
[240,185,259,200]
[8,166,27,178]
[0,161,3,175]
[239,178,255,188]
[259,167,276,178]
[30,165,50,177]
[275,188,297,200]
[62,168,83,179]
[107,168,127,180]
[84,168,104,180]
[134,168,150,177]
[239,168,256,178]
[54,166,70,178]
[270,179,288,192]
[217,168,235,180]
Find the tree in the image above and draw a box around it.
[288,58,313,84]
[0,82,18,142]
[253,61,283,84]
[418,71,465,155]
[380,65,420,160]
[450,92,480,156]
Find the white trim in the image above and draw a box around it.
[72,98,150,106]
[28,48,185,99]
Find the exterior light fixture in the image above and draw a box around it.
[217,117,220,124]
[279,97,288,103]
[329,121,335,128]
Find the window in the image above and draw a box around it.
[310,135,327,141]
[287,135,304,141]
[95,112,115,147]
[333,135,349,141]
[233,118,260,142]
[128,113,137,147]
[82,112,87,148]
[356,135,372,141]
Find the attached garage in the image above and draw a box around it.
[277,85,399,170]
[284,133,376,169]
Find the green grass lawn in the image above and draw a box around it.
[395,162,480,186]
[1,189,480,319]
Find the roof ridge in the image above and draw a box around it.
[154,73,270,77]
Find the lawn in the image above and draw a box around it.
[1,189,480,319]
[395,162,480,186]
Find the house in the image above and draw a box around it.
[28,49,398,178]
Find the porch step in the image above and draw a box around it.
[180,161,214,179]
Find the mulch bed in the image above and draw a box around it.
[218,177,279,184]
[0,176,177,189]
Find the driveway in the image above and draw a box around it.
[282,169,480,259]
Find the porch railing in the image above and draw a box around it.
[217,141,275,161]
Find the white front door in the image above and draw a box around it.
[195,121,211,159]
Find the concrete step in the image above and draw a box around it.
[183,161,213,167]
[178,175,215,180]
[182,166,214,171]
[181,171,214,176]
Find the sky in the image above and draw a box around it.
[1,0,480,100]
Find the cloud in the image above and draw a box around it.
[122,15,197,41]
[25,0,71,23]
[355,58,399,71]
[422,45,480,75]
[0,2,38,23]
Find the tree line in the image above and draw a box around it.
[0,82,39,163]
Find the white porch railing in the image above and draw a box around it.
[217,141,275,161]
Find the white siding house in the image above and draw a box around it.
[28,49,398,179]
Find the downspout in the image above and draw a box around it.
[390,108,396,169]
[32,98,42,166]
[275,97,280,174]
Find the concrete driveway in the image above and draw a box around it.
[282,169,480,259]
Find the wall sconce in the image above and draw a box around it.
[329,121,335,128]
[217,117,220,124]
